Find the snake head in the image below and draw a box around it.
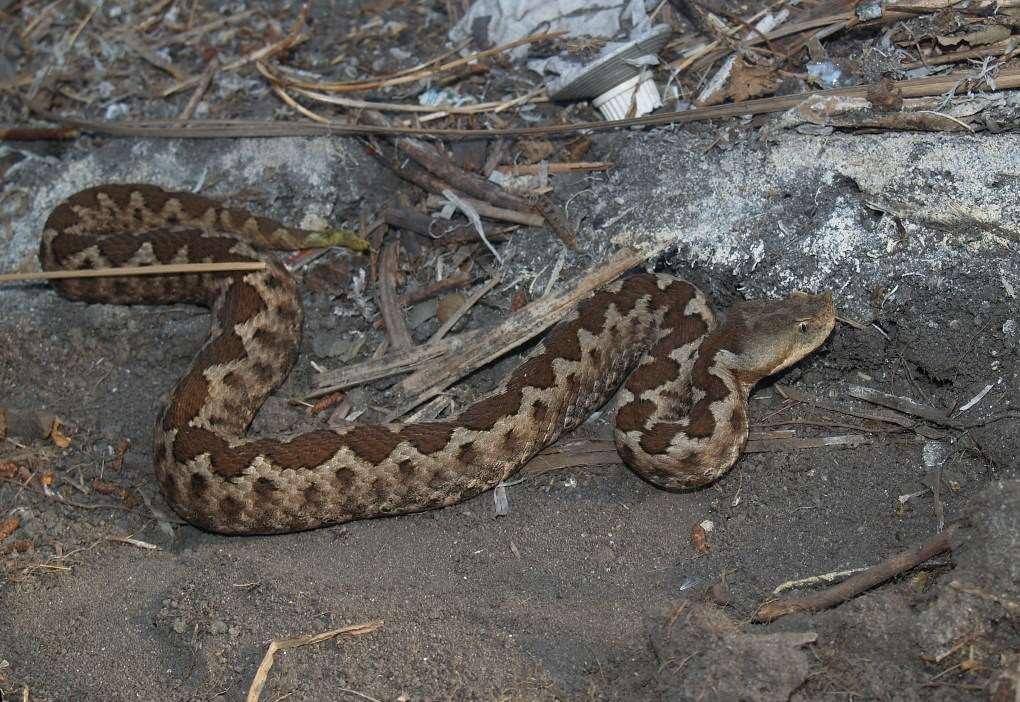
[725,290,836,382]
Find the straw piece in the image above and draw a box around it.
[0,261,266,283]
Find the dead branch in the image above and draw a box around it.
[753,523,961,623]
[360,111,536,214]
[401,271,474,305]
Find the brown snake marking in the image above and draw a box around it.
[39,184,836,534]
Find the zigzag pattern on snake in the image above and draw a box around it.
[39,184,836,534]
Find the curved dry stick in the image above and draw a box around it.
[753,523,961,623]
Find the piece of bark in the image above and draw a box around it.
[375,240,412,350]
[0,407,55,442]
[528,192,577,249]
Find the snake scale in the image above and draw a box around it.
[39,184,836,534]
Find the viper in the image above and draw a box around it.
[39,184,835,534]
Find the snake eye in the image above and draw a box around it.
[798,322,809,334]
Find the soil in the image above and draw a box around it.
[1,1,1019,701]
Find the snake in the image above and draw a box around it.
[38,184,836,535]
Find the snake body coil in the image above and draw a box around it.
[40,184,835,534]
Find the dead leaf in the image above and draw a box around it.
[109,438,130,471]
[0,461,17,479]
[510,288,528,312]
[436,293,466,324]
[0,515,20,541]
[93,480,127,499]
[691,523,711,555]
[560,136,591,163]
[49,417,72,448]
[728,59,781,103]
[866,78,903,112]
[519,139,555,164]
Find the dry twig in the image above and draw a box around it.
[753,523,961,623]
[424,194,544,228]
[246,620,383,702]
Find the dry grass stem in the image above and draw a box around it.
[246,620,383,702]
[772,567,870,594]
[162,8,309,97]
[178,57,220,121]
[266,30,562,93]
[495,162,613,176]
[293,87,549,115]
[743,434,871,452]
[0,261,266,283]
[108,535,160,550]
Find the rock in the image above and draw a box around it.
[0,136,399,273]
[649,601,815,701]
[916,480,1020,660]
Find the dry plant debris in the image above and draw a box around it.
[246,620,383,702]
[4,0,1020,144]
[753,523,962,623]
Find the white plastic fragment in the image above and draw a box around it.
[592,73,662,120]
[493,483,510,516]
[856,0,884,21]
[450,0,634,58]
[806,60,845,88]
